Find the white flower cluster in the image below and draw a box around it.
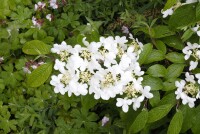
[50,34,153,112]
[175,72,200,108]
[183,42,200,70]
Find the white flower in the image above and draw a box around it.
[23,67,31,74]
[32,16,42,29]
[141,86,153,99]
[186,0,198,4]
[175,79,198,108]
[161,8,174,18]
[35,1,46,11]
[191,24,200,36]
[116,98,132,113]
[185,72,195,83]
[54,59,66,73]
[189,61,198,70]
[132,96,144,110]
[51,41,72,54]
[102,116,109,126]
[121,26,129,34]
[50,74,66,95]
[50,0,58,9]
[46,14,52,21]
[0,57,4,62]
[195,73,200,84]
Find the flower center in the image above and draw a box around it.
[117,47,124,58]
[60,51,70,61]
[61,72,71,85]
[79,70,92,84]
[80,50,92,61]
[99,46,109,56]
[101,72,115,88]
[184,83,199,97]
[124,83,140,98]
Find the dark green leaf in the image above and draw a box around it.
[169,3,197,28]
[148,104,173,123]
[147,64,167,77]
[164,64,185,79]
[149,91,160,107]
[152,25,175,38]
[162,36,184,50]
[167,111,183,134]
[142,75,163,91]
[155,40,167,54]
[165,52,185,63]
[138,43,153,65]
[144,50,165,64]
[130,110,148,133]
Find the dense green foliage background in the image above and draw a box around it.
[1,0,200,133]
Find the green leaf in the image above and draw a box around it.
[149,91,160,107]
[165,52,185,63]
[158,93,177,106]
[151,25,175,38]
[163,78,178,91]
[155,40,167,54]
[81,94,98,111]
[22,40,50,55]
[196,2,200,20]
[180,105,196,133]
[130,110,148,133]
[0,28,9,39]
[144,50,165,64]
[142,75,163,91]
[148,104,173,123]
[162,36,184,50]
[164,64,185,79]
[169,3,197,28]
[146,64,167,77]
[163,0,177,10]
[181,29,194,42]
[27,63,53,87]
[191,107,200,134]
[167,111,183,134]
[138,43,153,65]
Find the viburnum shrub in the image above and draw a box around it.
[2,0,200,133]
[50,35,153,112]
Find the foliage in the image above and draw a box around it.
[1,0,200,133]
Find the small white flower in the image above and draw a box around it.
[35,1,46,11]
[116,98,132,113]
[50,0,58,9]
[185,72,195,83]
[189,61,198,70]
[132,96,144,110]
[54,59,66,73]
[186,0,198,4]
[46,14,52,21]
[195,73,200,84]
[192,25,200,37]
[121,26,129,34]
[32,16,42,29]
[161,8,174,18]
[23,67,31,74]
[141,86,153,99]
[50,74,66,95]
[102,116,109,126]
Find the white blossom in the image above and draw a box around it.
[46,14,52,21]
[50,0,58,9]
[116,98,132,113]
[161,8,174,18]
